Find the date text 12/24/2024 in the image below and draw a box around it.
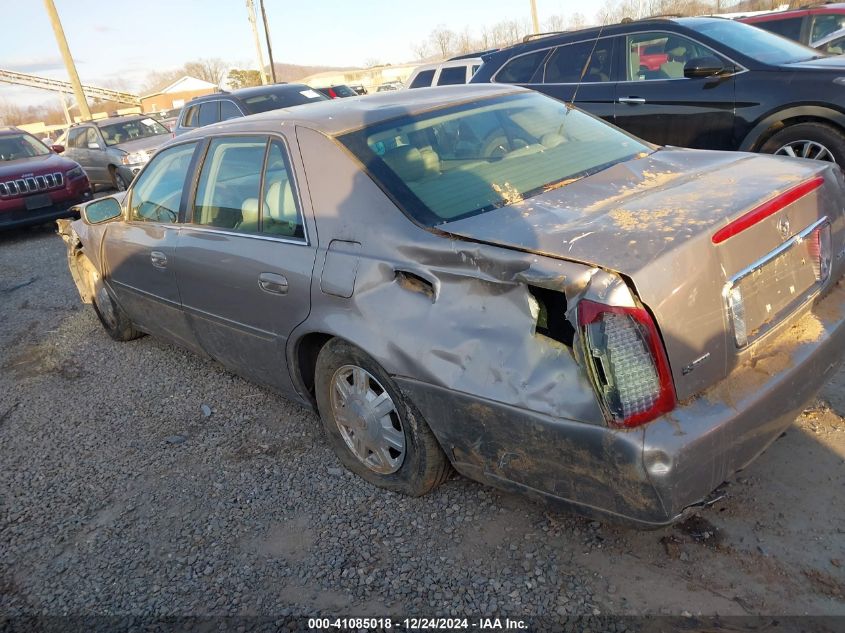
[308,618,528,630]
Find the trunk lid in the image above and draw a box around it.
[440,147,845,399]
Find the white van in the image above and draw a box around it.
[405,57,484,89]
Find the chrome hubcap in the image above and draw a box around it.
[330,365,405,474]
[775,140,836,163]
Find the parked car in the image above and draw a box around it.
[349,84,368,95]
[0,127,91,230]
[315,85,358,99]
[738,3,845,48]
[814,26,845,54]
[57,115,171,191]
[471,16,845,164]
[173,84,328,136]
[406,56,484,89]
[57,85,845,526]
[376,81,403,91]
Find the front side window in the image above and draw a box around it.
[437,66,467,85]
[0,133,51,161]
[544,39,614,83]
[67,128,87,149]
[220,100,242,121]
[495,49,547,83]
[339,92,650,226]
[409,69,435,88]
[100,118,169,145]
[626,32,719,80]
[85,127,101,148]
[129,142,197,223]
[811,13,845,42]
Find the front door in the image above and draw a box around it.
[175,135,316,396]
[612,31,737,150]
[103,141,201,350]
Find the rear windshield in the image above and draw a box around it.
[331,85,357,98]
[242,88,328,114]
[694,19,823,64]
[100,118,169,146]
[339,92,650,226]
[0,133,50,161]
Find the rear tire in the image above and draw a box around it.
[314,338,451,496]
[760,122,845,165]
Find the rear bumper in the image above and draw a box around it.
[0,178,92,230]
[397,281,845,526]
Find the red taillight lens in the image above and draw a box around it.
[577,300,676,428]
[712,176,824,245]
[329,88,337,98]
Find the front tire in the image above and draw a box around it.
[314,339,450,496]
[92,284,143,342]
[111,169,128,191]
[760,122,845,165]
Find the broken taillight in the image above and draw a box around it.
[577,300,676,428]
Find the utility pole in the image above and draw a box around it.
[259,0,277,84]
[245,0,269,85]
[43,0,91,120]
[529,0,540,34]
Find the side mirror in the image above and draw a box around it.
[52,144,65,154]
[684,56,730,79]
[87,142,101,150]
[81,197,122,225]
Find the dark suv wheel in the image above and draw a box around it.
[761,122,845,165]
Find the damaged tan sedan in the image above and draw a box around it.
[58,85,845,526]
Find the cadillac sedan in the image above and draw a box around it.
[58,85,845,526]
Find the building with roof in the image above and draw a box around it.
[141,76,220,113]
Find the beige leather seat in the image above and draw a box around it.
[240,175,302,237]
[383,146,440,182]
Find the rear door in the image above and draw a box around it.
[500,38,617,123]
[612,31,737,149]
[103,141,202,350]
[175,134,317,396]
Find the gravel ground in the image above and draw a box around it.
[1,223,843,625]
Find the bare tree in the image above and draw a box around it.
[184,58,228,87]
[569,12,587,29]
[411,40,430,60]
[544,14,567,32]
[431,25,456,58]
[0,100,28,126]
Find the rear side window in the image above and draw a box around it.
[409,69,436,88]
[261,140,305,239]
[812,13,845,41]
[182,105,199,128]
[755,17,804,41]
[129,142,197,223]
[495,49,546,83]
[197,101,219,127]
[220,100,242,121]
[193,136,266,232]
[545,39,614,83]
[437,66,467,85]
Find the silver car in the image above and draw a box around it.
[58,85,845,526]
[58,114,171,190]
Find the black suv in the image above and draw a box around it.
[174,84,328,136]
[471,17,845,163]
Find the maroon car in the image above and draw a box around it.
[0,127,92,230]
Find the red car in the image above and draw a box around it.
[738,4,845,48]
[0,127,92,230]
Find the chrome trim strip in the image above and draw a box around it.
[723,216,830,348]
[179,224,308,246]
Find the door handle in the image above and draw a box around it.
[617,97,646,104]
[258,272,288,295]
[150,251,167,269]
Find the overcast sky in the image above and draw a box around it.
[1,0,592,108]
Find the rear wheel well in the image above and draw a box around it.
[296,332,334,398]
[750,115,845,151]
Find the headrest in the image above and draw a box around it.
[664,37,687,57]
[382,146,439,182]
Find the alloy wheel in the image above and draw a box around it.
[774,140,837,163]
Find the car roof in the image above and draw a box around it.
[175,84,523,139]
[0,126,24,136]
[412,58,483,73]
[741,2,845,18]
[186,83,315,105]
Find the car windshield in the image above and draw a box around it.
[339,92,651,226]
[0,133,51,161]
[694,19,823,64]
[99,117,169,146]
[242,88,328,114]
